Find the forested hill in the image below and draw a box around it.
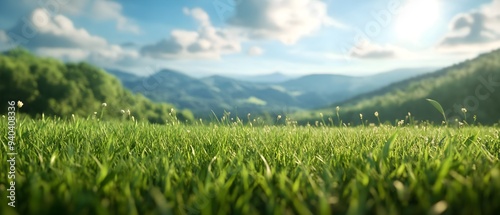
[0,48,193,123]
[294,49,500,125]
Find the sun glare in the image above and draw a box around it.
[394,0,440,42]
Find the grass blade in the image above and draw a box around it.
[426,99,447,123]
[381,132,399,162]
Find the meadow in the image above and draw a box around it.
[1,114,499,215]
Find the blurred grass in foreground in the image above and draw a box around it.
[0,117,499,215]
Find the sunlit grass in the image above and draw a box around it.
[0,117,499,215]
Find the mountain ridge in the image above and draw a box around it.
[293,49,500,125]
[108,66,436,118]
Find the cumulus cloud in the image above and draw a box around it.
[142,1,344,60]
[438,0,500,52]
[228,0,340,45]
[0,0,140,34]
[91,0,140,34]
[141,8,241,59]
[3,8,137,62]
[247,46,264,56]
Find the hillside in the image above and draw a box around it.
[0,48,194,123]
[294,49,500,125]
[120,70,303,118]
[110,67,433,118]
[282,68,436,105]
[106,68,141,82]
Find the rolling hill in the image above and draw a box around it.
[294,49,500,125]
[119,70,304,118]
[0,48,194,123]
[110,67,435,118]
[281,67,437,105]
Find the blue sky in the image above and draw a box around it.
[0,0,499,77]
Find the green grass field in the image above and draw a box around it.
[1,117,500,215]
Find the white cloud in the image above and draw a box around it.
[0,0,140,34]
[247,46,264,56]
[4,8,137,63]
[141,8,241,60]
[184,7,211,26]
[142,1,345,60]
[228,0,341,45]
[91,0,140,34]
[35,48,89,60]
[437,0,500,53]
[56,0,91,16]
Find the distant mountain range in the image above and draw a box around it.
[294,49,500,125]
[225,72,294,83]
[107,67,436,118]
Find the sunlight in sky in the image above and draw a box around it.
[0,0,496,76]
[394,0,441,43]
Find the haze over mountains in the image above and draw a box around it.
[225,72,294,83]
[294,49,500,125]
[108,67,436,118]
[3,47,499,125]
